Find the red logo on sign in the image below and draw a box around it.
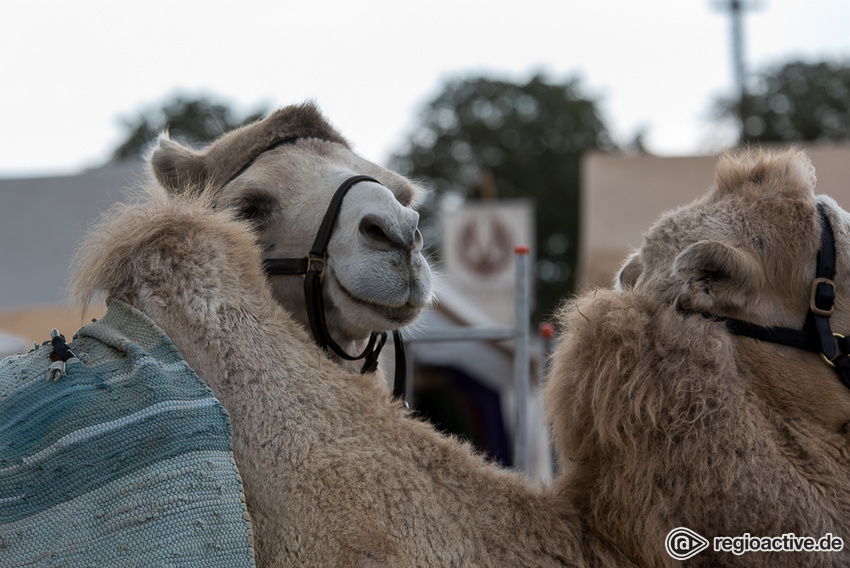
[456,216,513,277]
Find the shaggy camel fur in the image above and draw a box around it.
[149,103,432,373]
[72,186,586,568]
[546,148,850,567]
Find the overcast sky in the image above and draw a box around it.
[3,0,850,178]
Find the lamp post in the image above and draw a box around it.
[712,0,763,140]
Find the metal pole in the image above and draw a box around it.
[730,0,746,131]
[405,343,416,407]
[408,326,515,342]
[513,246,531,475]
[712,0,763,138]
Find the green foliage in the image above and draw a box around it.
[111,95,269,162]
[716,60,850,144]
[390,74,615,321]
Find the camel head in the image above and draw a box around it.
[148,103,432,356]
[616,147,850,431]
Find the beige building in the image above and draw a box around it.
[578,144,850,289]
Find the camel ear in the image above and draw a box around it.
[150,135,208,194]
[672,240,764,312]
[617,252,643,289]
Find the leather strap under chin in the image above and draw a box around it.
[694,203,850,390]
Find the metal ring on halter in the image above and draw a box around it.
[304,253,327,282]
[821,333,846,368]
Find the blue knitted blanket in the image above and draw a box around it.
[0,300,256,567]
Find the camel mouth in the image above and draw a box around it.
[334,278,424,327]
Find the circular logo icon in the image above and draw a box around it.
[456,215,513,277]
[665,527,710,561]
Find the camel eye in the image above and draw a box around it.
[237,204,268,225]
[233,190,277,226]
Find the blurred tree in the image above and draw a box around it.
[390,74,615,321]
[110,94,269,162]
[715,60,850,144]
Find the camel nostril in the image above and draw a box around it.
[359,216,395,248]
[359,212,422,252]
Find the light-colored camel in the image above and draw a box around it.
[546,148,850,566]
[149,103,432,372]
[71,185,587,567]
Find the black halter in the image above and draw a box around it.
[260,174,408,400]
[696,203,850,390]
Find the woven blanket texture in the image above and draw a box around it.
[0,299,256,567]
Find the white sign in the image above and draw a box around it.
[440,200,534,323]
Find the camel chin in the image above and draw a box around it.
[325,269,430,337]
